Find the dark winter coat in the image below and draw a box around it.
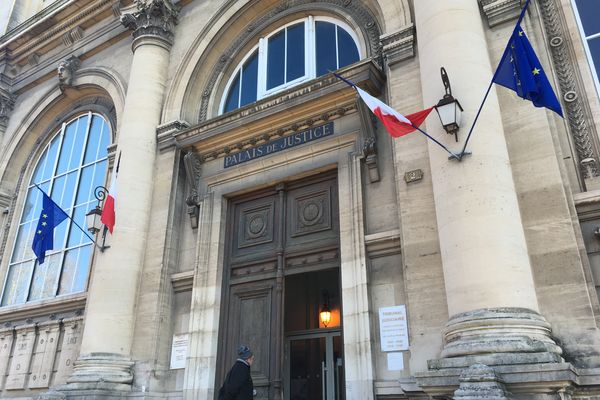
[218,359,254,400]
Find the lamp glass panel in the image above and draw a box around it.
[437,102,457,127]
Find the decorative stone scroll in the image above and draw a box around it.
[357,98,380,183]
[120,0,179,44]
[0,91,15,131]
[183,151,202,229]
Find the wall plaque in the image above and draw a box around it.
[170,333,189,369]
[378,305,409,352]
[224,122,334,168]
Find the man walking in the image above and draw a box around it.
[218,345,255,400]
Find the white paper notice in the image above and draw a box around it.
[387,352,404,371]
[170,333,189,369]
[378,305,409,351]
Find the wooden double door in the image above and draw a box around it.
[217,172,343,400]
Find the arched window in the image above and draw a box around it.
[2,112,110,306]
[221,16,361,114]
[572,0,600,98]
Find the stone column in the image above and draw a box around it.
[67,0,178,389]
[413,1,561,361]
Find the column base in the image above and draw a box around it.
[441,308,563,359]
[63,353,134,392]
[416,308,571,398]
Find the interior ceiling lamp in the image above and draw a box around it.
[85,186,110,252]
[320,290,332,328]
[434,67,463,142]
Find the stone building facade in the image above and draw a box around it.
[0,0,599,399]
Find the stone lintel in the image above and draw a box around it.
[478,0,523,27]
[175,60,383,153]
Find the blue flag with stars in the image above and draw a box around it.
[32,191,69,264]
[492,23,563,117]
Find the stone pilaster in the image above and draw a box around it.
[64,0,178,393]
[412,0,564,396]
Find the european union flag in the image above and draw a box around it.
[493,23,563,117]
[31,190,69,264]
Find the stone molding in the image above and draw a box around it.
[364,230,401,259]
[156,119,190,149]
[478,0,522,27]
[538,0,600,180]
[1,0,126,69]
[198,0,383,122]
[380,24,415,67]
[120,0,179,46]
[196,104,356,164]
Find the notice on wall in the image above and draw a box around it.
[387,352,404,371]
[170,333,189,369]
[378,305,409,352]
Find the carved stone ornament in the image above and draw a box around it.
[57,56,81,91]
[120,0,179,44]
[0,92,16,131]
[357,99,380,183]
[183,151,202,229]
[538,0,600,180]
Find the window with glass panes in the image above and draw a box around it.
[572,0,600,97]
[221,16,361,114]
[2,112,110,306]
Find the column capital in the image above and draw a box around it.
[120,0,179,48]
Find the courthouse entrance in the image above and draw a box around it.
[217,171,343,400]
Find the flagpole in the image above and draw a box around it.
[33,184,100,247]
[331,71,459,159]
[413,125,461,160]
[458,0,531,159]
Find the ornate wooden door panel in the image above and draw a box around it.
[218,172,339,400]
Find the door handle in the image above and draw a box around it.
[322,360,327,398]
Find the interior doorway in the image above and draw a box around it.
[284,269,345,400]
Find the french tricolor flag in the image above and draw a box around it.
[101,153,120,234]
[355,87,433,137]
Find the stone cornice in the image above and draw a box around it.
[161,60,384,156]
[478,0,522,27]
[380,24,415,67]
[0,0,133,69]
[120,0,179,46]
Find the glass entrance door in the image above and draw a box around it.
[285,332,344,400]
